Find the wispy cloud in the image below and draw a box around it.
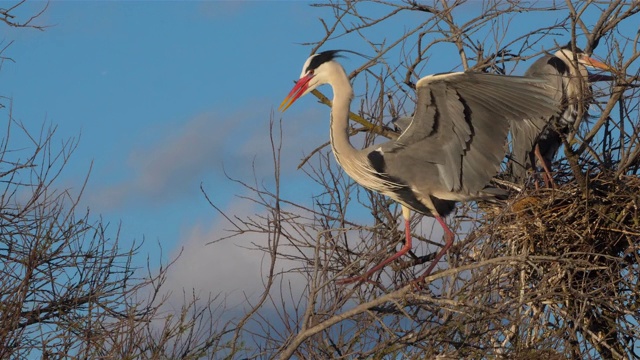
[88,107,325,210]
[90,108,302,210]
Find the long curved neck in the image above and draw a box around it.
[327,64,358,167]
[555,50,592,101]
[554,50,591,128]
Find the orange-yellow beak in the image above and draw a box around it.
[279,72,314,112]
[579,54,614,82]
[579,54,611,71]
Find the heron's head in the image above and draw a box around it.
[279,50,343,112]
[554,45,611,72]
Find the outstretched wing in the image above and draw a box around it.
[391,71,560,194]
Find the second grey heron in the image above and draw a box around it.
[279,50,560,284]
[510,45,612,187]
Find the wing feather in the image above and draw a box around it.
[391,71,560,195]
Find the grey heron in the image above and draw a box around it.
[510,45,612,188]
[279,50,560,284]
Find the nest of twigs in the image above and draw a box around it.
[487,172,639,307]
[495,171,639,265]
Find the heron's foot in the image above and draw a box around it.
[542,172,557,189]
[391,251,435,272]
[338,232,414,286]
[409,265,438,290]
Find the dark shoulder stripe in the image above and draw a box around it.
[367,149,386,173]
[548,56,568,75]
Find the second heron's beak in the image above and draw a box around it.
[578,54,612,71]
[579,54,615,82]
[279,72,314,112]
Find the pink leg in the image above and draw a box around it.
[534,144,555,189]
[337,218,413,285]
[414,216,454,284]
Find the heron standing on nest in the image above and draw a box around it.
[510,45,613,188]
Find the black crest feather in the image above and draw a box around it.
[305,49,372,73]
[560,42,584,54]
[306,50,342,72]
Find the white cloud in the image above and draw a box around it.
[158,200,313,313]
[164,217,264,302]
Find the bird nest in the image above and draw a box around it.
[492,171,638,263]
